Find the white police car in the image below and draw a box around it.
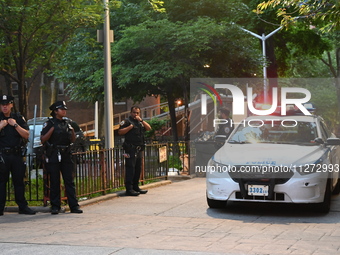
[206,114,340,213]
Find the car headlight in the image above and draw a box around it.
[207,158,232,174]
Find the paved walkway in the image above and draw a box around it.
[1,177,340,254]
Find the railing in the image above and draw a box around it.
[79,102,170,137]
[5,141,191,206]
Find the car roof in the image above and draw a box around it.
[27,117,50,125]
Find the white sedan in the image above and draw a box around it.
[206,115,340,213]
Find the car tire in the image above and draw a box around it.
[315,179,332,213]
[207,195,227,209]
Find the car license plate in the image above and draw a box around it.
[248,185,268,196]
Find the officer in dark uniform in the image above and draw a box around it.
[118,106,151,196]
[40,101,82,214]
[215,107,234,148]
[0,95,35,215]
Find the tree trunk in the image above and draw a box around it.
[334,47,340,114]
[17,74,27,118]
[40,73,57,117]
[336,78,340,112]
[333,47,340,135]
[98,101,105,138]
[180,78,190,142]
[167,91,178,142]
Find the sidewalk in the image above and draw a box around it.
[1,177,228,255]
[2,176,340,255]
[4,174,195,213]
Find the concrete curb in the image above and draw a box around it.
[78,180,173,208]
[4,180,173,213]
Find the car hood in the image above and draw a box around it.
[212,143,327,166]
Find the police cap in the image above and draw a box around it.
[0,95,14,105]
[49,101,68,111]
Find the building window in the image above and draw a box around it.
[58,82,64,95]
[114,102,126,105]
[11,82,18,96]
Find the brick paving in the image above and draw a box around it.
[1,177,340,254]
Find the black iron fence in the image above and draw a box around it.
[5,141,192,206]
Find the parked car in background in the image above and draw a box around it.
[206,113,340,213]
[27,117,48,161]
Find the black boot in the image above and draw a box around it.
[126,189,140,196]
[133,187,148,194]
[51,207,59,215]
[19,206,36,215]
[70,206,83,213]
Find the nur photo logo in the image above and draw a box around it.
[197,82,223,115]
[200,84,312,116]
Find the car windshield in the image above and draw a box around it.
[228,120,318,145]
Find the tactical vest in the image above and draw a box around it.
[47,118,73,146]
[0,112,28,147]
[123,117,145,146]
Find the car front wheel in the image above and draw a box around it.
[332,178,340,195]
[315,179,332,213]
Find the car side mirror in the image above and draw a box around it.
[325,137,340,145]
[314,137,324,144]
[214,135,227,143]
[214,135,227,150]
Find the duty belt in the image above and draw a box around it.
[56,145,70,153]
[0,146,22,155]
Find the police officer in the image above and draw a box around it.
[215,108,234,138]
[118,106,151,196]
[0,95,35,215]
[40,101,82,214]
[215,107,234,148]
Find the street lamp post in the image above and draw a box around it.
[103,0,114,149]
[240,26,282,103]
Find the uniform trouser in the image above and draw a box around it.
[45,152,79,210]
[124,149,143,191]
[0,153,28,211]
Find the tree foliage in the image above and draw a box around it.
[254,0,340,129]
[54,30,105,103]
[164,0,249,23]
[112,18,259,94]
[112,17,261,141]
[256,0,340,32]
[59,0,261,105]
[57,0,263,141]
[144,118,167,138]
[0,0,104,117]
[56,0,160,103]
